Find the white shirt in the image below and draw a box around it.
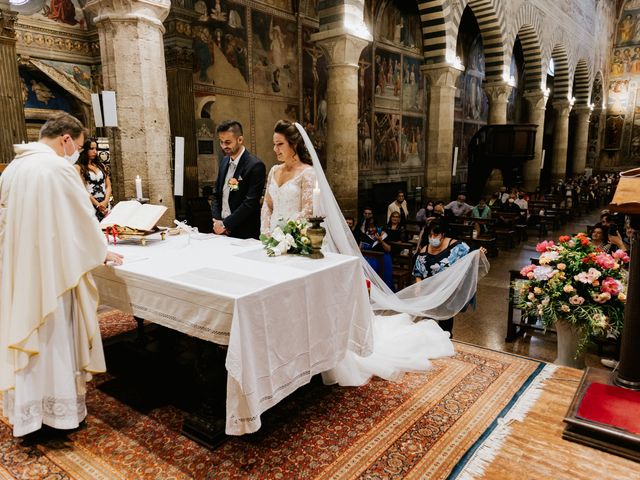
[221,146,245,219]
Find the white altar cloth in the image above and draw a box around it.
[92,234,373,434]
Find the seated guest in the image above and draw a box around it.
[386,211,407,243]
[502,195,523,214]
[514,192,528,212]
[415,200,434,224]
[471,197,491,236]
[487,192,501,208]
[356,206,374,235]
[471,197,491,220]
[360,221,393,289]
[387,190,409,225]
[445,194,472,217]
[412,222,472,337]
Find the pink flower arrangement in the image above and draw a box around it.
[514,233,629,354]
[535,240,555,253]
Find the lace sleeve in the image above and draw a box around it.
[299,167,316,219]
[260,166,276,234]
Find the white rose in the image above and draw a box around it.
[285,233,296,247]
[271,227,285,243]
[276,241,289,255]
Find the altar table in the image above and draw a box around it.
[92,234,373,435]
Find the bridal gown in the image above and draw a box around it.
[260,163,455,387]
[260,164,315,234]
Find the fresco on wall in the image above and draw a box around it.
[26,0,87,29]
[608,79,630,114]
[604,114,625,150]
[374,49,401,109]
[20,69,73,112]
[402,56,424,112]
[41,60,92,89]
[617,0,640,47]
[192,1,248,88]
[252,10,298,97]
[453,31,488,192]
[302,27,327,167]
[378,1,420,53]
[358,45,373,172]
[401,116,423,168]
[373,113,400,169]
[609,47,640,76]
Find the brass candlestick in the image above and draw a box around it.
[306,216,326,259]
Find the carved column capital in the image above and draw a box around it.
[573,105,593,120]
[484,81,513,104]
[0,8,18,41]
[85,0,171,30]
[164,44,193,68]
[552,99,573,117]
[421,64,463,89]
[523,90,549,111]
[312,32,370,68]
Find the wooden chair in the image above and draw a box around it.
[388,241,415,291]
[506,270,555,342]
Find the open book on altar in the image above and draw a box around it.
[100,200,167,232]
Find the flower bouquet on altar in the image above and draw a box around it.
[260,218,312,257]
[514,233,629,358]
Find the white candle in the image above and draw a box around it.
[452,147,458,176]
[312,181,322,217]
[135,175,143,199]
[540,149,546,170]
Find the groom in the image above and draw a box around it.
[212,120,266,239]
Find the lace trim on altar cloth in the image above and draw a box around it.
[3,391,87,436]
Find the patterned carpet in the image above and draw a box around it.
[0,329,551,480]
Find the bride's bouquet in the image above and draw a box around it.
[260,218,313,257]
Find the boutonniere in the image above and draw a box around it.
[228,176,242,192]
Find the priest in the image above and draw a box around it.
[0,113,122,438]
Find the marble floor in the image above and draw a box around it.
[455,208,613,369]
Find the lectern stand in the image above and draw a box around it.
[563,168,640,459]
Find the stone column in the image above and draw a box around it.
[572,106,591,177]
[164,2,199,200]
[523,90,549,192]
[421,65,463,200]
[0,5,27,164]
[312,31,370,217]
[484,81,513,125]
[551,99,573,182]
[85,0,175,222]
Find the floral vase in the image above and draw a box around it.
[554,319,585,369]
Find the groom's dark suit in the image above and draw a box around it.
[211,149,266,239]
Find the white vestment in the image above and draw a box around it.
[0,142,107,436]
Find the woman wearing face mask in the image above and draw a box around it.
[412,222,472,336]
[75,138,112,220]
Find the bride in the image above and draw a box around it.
[260,120,316,234]
[261,120,488,386]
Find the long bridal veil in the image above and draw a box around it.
[294,123,489,318]
[294,123,489,386]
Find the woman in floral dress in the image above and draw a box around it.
[75,138,111,221]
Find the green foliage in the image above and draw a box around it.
[513,233,629,355]
[260,218,313,257]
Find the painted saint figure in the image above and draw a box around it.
[48,0,78,26]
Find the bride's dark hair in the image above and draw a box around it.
[273,119,312,165]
